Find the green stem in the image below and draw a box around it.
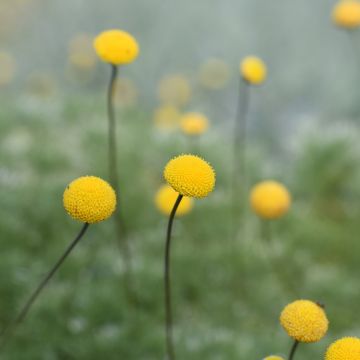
[288,340,299,360]
[164,194,183,360]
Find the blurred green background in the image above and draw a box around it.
[0,0,360,359]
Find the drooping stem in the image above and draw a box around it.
[164,194,183,360]
[231,79,250,240]
[106,64,133,298]
[1,223,89,343]
[288,340,299,360]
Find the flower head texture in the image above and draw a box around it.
[332,1,360,29]
[180,112,209,136]
[240,56,267,85]
[155,185,193,216]
[325,337,360,360]
[264,356,285,360]
[93,30,139,65]
[280,300,329,343]
[250,181,291,220]
[164,154,215,198]
[63,176,116,224]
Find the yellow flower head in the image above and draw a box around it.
[280,300,329,343]
[180,112,209,136]
[164,154,216,198]
[93,29,139,65]
[332,1,360,29]
[325,337,360,360]
[198,58,230,90]
[155,185,193,216]
[63,176,116,224]
[240,56,267,85]
[158,74,191,107]
[153,104,181,131]
[250,181,291,220]
[264,356,285,360]
[0,51,16,86]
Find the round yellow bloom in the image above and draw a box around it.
[93,30,139,65]
[164,154,215,198]
[240,56,267,85]
[325,337,360,360]
[180,112,209,136]
[63,176,116,224]
[158,74,191,107]
[198,58,230,90]
[153,104,181,130]
[264,356,285,360]
[0,51,16,86]
[155,185,193,216]
[332,1,360,29]
[280,300,329,343]
[250,181,291,220]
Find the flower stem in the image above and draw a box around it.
[164,194,183,360]
[288,340,299,360]
[107,64,133,300]
[1,223,89,345]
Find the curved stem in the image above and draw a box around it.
[164,194,183,360]
[288,340,299,360]
[1,223,89,343]
[107,64,133,299]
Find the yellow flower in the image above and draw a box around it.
[264,356,285,360]
[240,56,267,85]
[158,74,191,107]
[250,181,291,220]
[0,51,16,86]
[63,176,116,224]
[155,185,193,216]
[164,154,215,198]
[332,1,360,29]
[180,112,209,136]
[93,29,139,65]
[280,300,329,343]
[198,58,230,90]
[153,104,181,130]
[325,337,360,360]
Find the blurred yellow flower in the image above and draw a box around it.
[114,77,138,107]
[250,181,291,220]
[164,154,215,198]
[332,0,360,29]
[153,104,181,130]
[264,356,285,360]
[155,185,193,216]
[63,176,116,224]
[158,74,191,107]
[94,29,139,65]
[280,300,329,343]
[240,56,267,85]
[0,51,16,86]
[198,58,230,90]
[68,33,97,70]
[180,112,209,136]
[325,337,360,360]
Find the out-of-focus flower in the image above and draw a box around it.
[153,104,181,131]
[280,300,329,343]
[94,29,139,65]
[164,154,216,198]
[68,33,97,71]
[0,51,16,86]
[240,56,267,85]
[198,58,230,90]
[263,356,285,360]
[155,184,193,216]
[325,337,360,360]
[180,112,209,136]
[63,176,116,224]
[250,181,291,220]
[114,77,138,108]
[25,71,57,98]
[158,74,191,107]
[332,0,360,29]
